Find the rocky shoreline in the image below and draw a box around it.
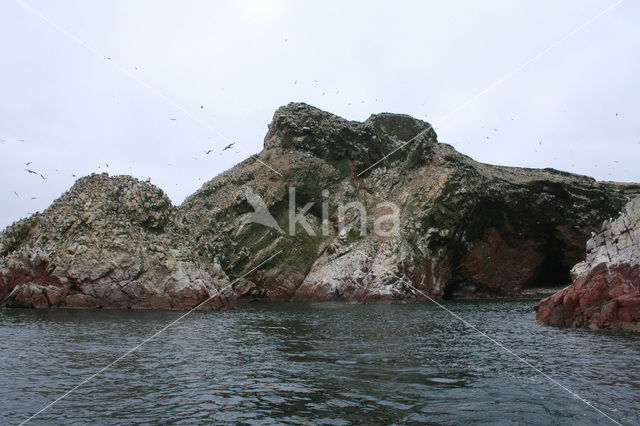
[2,103,639,317]
[0,175,236,310]
[535,197,640,331]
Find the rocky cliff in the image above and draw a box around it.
[535,197,640,331]
[2,102,639,309]
[180,103,640,303]
[0,174,235,309]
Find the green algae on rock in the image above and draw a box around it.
[2,103,640,309]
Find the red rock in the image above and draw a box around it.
[535,197,640,331]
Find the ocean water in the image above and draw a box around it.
[0,300,638,425]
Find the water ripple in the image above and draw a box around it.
[0,300,639,425]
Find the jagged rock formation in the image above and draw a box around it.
[0,174,235,309]
[2,103,640,309]
[180,103,640,303]
[535,197,640,331]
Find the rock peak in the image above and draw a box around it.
[3,103,640,313]
[263,103,438,172]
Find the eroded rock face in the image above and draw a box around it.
[535,197,640,331]
[179,103,640,303]
[0,174,236,310]
[2,103,640,309]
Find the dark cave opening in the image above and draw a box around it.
[528,237,572,288]
[443,235,573,300]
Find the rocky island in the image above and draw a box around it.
[1,103,639,314]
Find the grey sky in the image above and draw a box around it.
[1,0,638,230]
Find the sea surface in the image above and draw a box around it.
[1,300,638,425]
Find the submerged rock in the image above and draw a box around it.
[535,197,640,331]
[0,174,235,310]
[2,103,640,309]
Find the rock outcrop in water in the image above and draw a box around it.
[181,103,640,303]
[535,197,640,331]
[1,103,639,309]
[0,174,235,309]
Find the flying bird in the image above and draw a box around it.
[25,169,38,175]
[39,173,47,180]
[31,197,36,200]
[200,105,204,109]
[222,142,235,151]
[13,192,18,197]
[205,149,213,155]
[25,161,31,165]
[169,118,176,121]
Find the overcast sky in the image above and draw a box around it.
[1,0,638,229]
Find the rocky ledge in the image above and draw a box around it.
[535,197,640,331]
[2,102,640,310]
